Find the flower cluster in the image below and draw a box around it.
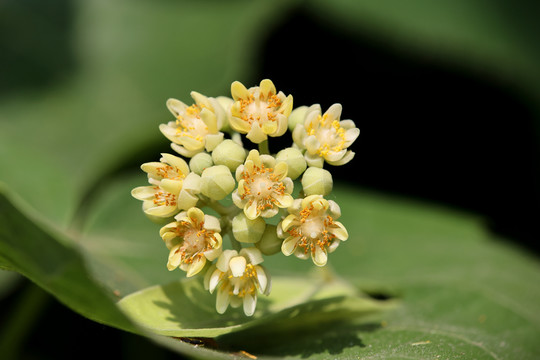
[132,79,359,316]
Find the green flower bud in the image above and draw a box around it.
[189,152,214,175]
[200,165,235,200]
[301,167,333,196]
[288,105,308,132]
[255,224,282,255]
[276,147,307,180]
[212,139,247,172]
[232,213,266,243]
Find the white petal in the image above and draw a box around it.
[166,98,188,117]
[217,249,238,272]
[254,265,268,292]
[216,285,231,314]
[161,153,190,175]
[327,150,355,166]
[304,135,320,154]
[229,256,247,277]
[131,186,156,200]
[144,205,178,218]
[325,103,342,121]
[240,248,264,266]
[203,214,221,232]
[243,293,257,316]
[207,268,223,293]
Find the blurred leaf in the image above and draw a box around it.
[0,0,296,226]
[0,270,20,300]
[0,186,135,333]
[307,0,540,103]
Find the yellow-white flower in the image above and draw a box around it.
[292,104,359,167]
[204,248,270,316]
[229,79,293,144]
[160,207,222,277]
[160,92,225,157]
[278,195,348,266]
[232,150,294,220]
[131,154,201,218]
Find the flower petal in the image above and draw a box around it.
[244,201,259,220]
[231,81,249,101]
[186,256,206,277]
[312,246,328,267]
[229,256,247,277]
[166,98,188,117]
[243,293,257,316]
[260,79,276,97]
[281,236,298,256]
[207,267,222,293]
[216,284,231,314]
[240,248,264,266]
[217,249,238,272]
[329,221,349,241]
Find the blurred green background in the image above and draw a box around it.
[1,0,539,359]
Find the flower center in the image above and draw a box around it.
[241,164,286,210]
[175,104,209,141]
[308,116,346,156]
[288,208,337,254]
[174,221,215,263]
[155,164,185,181]
[153,187,177,207]
[228,263,257,297]
[239,93,282,125]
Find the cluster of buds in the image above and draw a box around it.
[132,79,360,316]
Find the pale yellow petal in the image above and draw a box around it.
[231,81,249,101]
[260,79,276,97]
[312,246,328,267]
[186,256,206,277]
[281,236,298,256]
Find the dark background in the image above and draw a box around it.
[1,2,539,359]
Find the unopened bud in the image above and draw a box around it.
[212,139,247,172]
[200,165,235,200]
[276,147,307,180]
[288,105,308,132]
[232,213,266,243]
[255,224,282,255]
[189,152,213,175]
[301,167,333,196]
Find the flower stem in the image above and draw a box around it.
[258,140,270,155]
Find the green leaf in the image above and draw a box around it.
[0,186,135,333]
[117,275,388,338]
[307,0,540,100]
[79,173,540,359]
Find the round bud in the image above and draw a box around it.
[301,167,333,196]
[212,139,247,172]
[189,152,214,175]
[288,105,308,132]
[276,147,307,180]
[200,165,235,200]
[232,213,266,243]
[255,224,283,255]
